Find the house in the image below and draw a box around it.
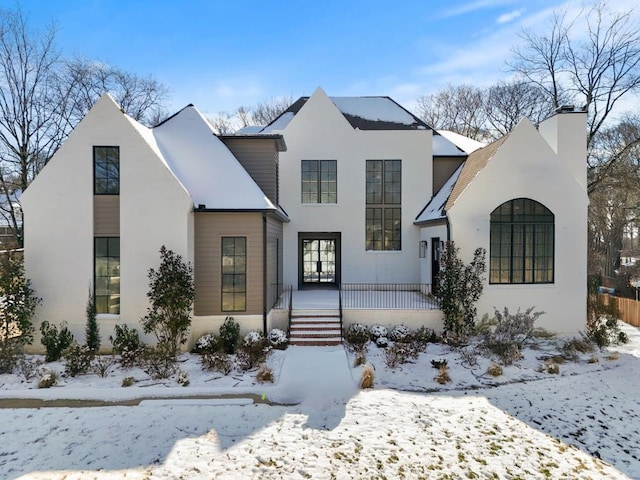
[21,88,587,352]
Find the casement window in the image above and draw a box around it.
[301,160,337,203]
[221,237,246,312]
[490,198,554,284]
[94,146,120,195]
[94,237,120,314]
[366,159,401,251]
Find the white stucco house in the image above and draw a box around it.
[21,87,587,351]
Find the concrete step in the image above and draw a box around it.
[291,309,340,318]
[289,337,343,346]
[290,317,341,325]
[290,329,341,337]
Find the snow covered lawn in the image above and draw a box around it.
[1,324,639,479]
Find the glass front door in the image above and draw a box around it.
[302,239,336,284]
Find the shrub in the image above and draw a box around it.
[122,376,135,387]
[587,316,629,349]
[434,242,486,337]
[481,307,544,365]
[63,342,93,377]
[0,342,22,374]
[17,357,43,381]
[360,363,375,389]
[141,246,195,358]
[267,328,288,349]
[191,333,218,354]
[256,365,274,383]
[412,326,440,344]
[384,342,422,369]
[542,362,560,374]
[487,363,503,377]
[561,335,594,360]
[459,346,479,367]
[375,336,389,348]
[38,370,57,388]
[40,321,75,362]
[388,324,411,342]
[353,351,366,367]
[0,253,41,352]
[141,342,177,380]
[92,356,115,378]
[201,351,232,375]
[219,316,240,354]
[368,325,388,341]
[85,287,100,353]
[435,365,451,384]
[110,324,145,368]
[345,323,369,346]
[176,369,190,386]
[431,358,448,369]
[237,331,270,371]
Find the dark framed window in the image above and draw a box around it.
[366,160,401,250]
[222,237,246,312]
[94,237,120,314]
[94,146,120,195]
[490,198,554,284]
[301,160,337,203]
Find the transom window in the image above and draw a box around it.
[301,160,337,203]
[94,237,120,314]
[221,237,246,312]
[366,159,401,251]
[94,146,120,195]
[490,198,554,284]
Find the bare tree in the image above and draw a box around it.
[416,84,489,141]
[236,95,294,127]
[207,111,237,134]
[0,7,171,246]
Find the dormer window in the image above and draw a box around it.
[94,146,120,195]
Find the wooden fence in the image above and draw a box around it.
[599,294,640,327]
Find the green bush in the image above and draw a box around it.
[85,287,100,353]
[345,323,369,346]
[201,351,232,375]
[40,321,75,362]
[141,342,177,380]
[191,333,218,354]
[110,324,145,367]
[63,342,93,377]
[219,316,240,354]
[237,331,270,371]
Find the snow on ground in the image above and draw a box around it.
[1,324,639,479]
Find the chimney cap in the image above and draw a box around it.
[555,105,576,113]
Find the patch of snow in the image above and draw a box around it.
[415,162,464,223]
[331,97,417,125]
[260,111,295,133]
[438,129,486,153]
[433,134,467,156]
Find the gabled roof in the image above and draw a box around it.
[261,94,431,132]
[151,105,278,211]
[414,134,508,225]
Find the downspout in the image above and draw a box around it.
[262,212,268,336]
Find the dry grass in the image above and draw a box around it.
[360,363,375,389]
[435,365,451,384]
[487,363,503,377]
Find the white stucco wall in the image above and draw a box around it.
[22,95,194,351]
[418,223,448,287]
[447,117,588,333]
[277,89,432,287]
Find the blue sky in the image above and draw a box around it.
[19,0,640,117]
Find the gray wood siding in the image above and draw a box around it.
[265,214,283,309]
[221,138,279,205]
[433,157,465,194]
[194,212,263,316]
[94,195,120,235]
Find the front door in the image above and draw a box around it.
[298,233,341,288]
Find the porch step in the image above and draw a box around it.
[289,315,342,346]
[291,309,340,318]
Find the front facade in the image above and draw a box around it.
[21,89,588,351]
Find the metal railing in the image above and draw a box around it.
[339,283,438,310]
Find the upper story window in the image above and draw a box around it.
[490,198,554,284]
[366,159,401,251]
[301,160,337,203]
[94,146,120,195]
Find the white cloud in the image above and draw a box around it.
[497,8,524,24]
[438,0,517,19]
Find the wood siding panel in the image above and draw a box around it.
[194,212,263,316]
[433,157,465,194]
[94,195,120,235]
[221,138,278,204]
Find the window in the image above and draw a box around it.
[490,198,554,284]
[222,237,246,312]
[94,146,120,194]
[366,160,401,250]
[95,237,120,314]
[301,160,337,203]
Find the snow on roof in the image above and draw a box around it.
[432,134,466,156]
[260,112,295,133]
[414,163,464,224]
[235,125,264,134]
[330,97,423,127]
[152,106,276,210]
[437,130,485,154]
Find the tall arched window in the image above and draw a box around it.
[490,198,554,284]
